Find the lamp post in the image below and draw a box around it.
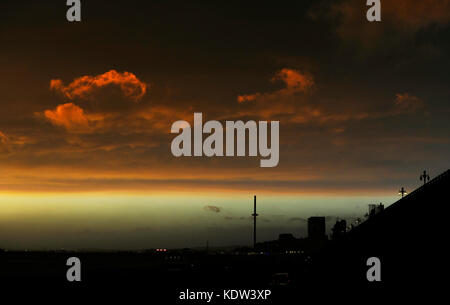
[420,170,430,186]
[399,187,407,198]
[252,195,258,249]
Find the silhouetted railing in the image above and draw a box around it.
[349,169,449,235]
[390,169,450,206]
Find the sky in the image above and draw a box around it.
[0,0,449,249]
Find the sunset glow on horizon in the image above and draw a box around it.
[1,1,449,250]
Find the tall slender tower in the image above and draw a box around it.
[252,195,258,248]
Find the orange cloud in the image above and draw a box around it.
[237,93,260,103]
[235,69,424,126]
[237,68,314,103]
[0,130,35,153]
[41,102,191,135]
[0,131,11,153]
[235,69,342,124]
[50,70,147,102]
[394,93,424,113]
[43,70,151,134]
[133,105,194,131]
[272,68,315,95]
[0,131,8,144]
[44,103,90,131]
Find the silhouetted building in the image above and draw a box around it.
[331,219,347,240]
[308,217,326,240]
[368,203,384,218]
[278,233,295,240]
[256,233,306,254]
